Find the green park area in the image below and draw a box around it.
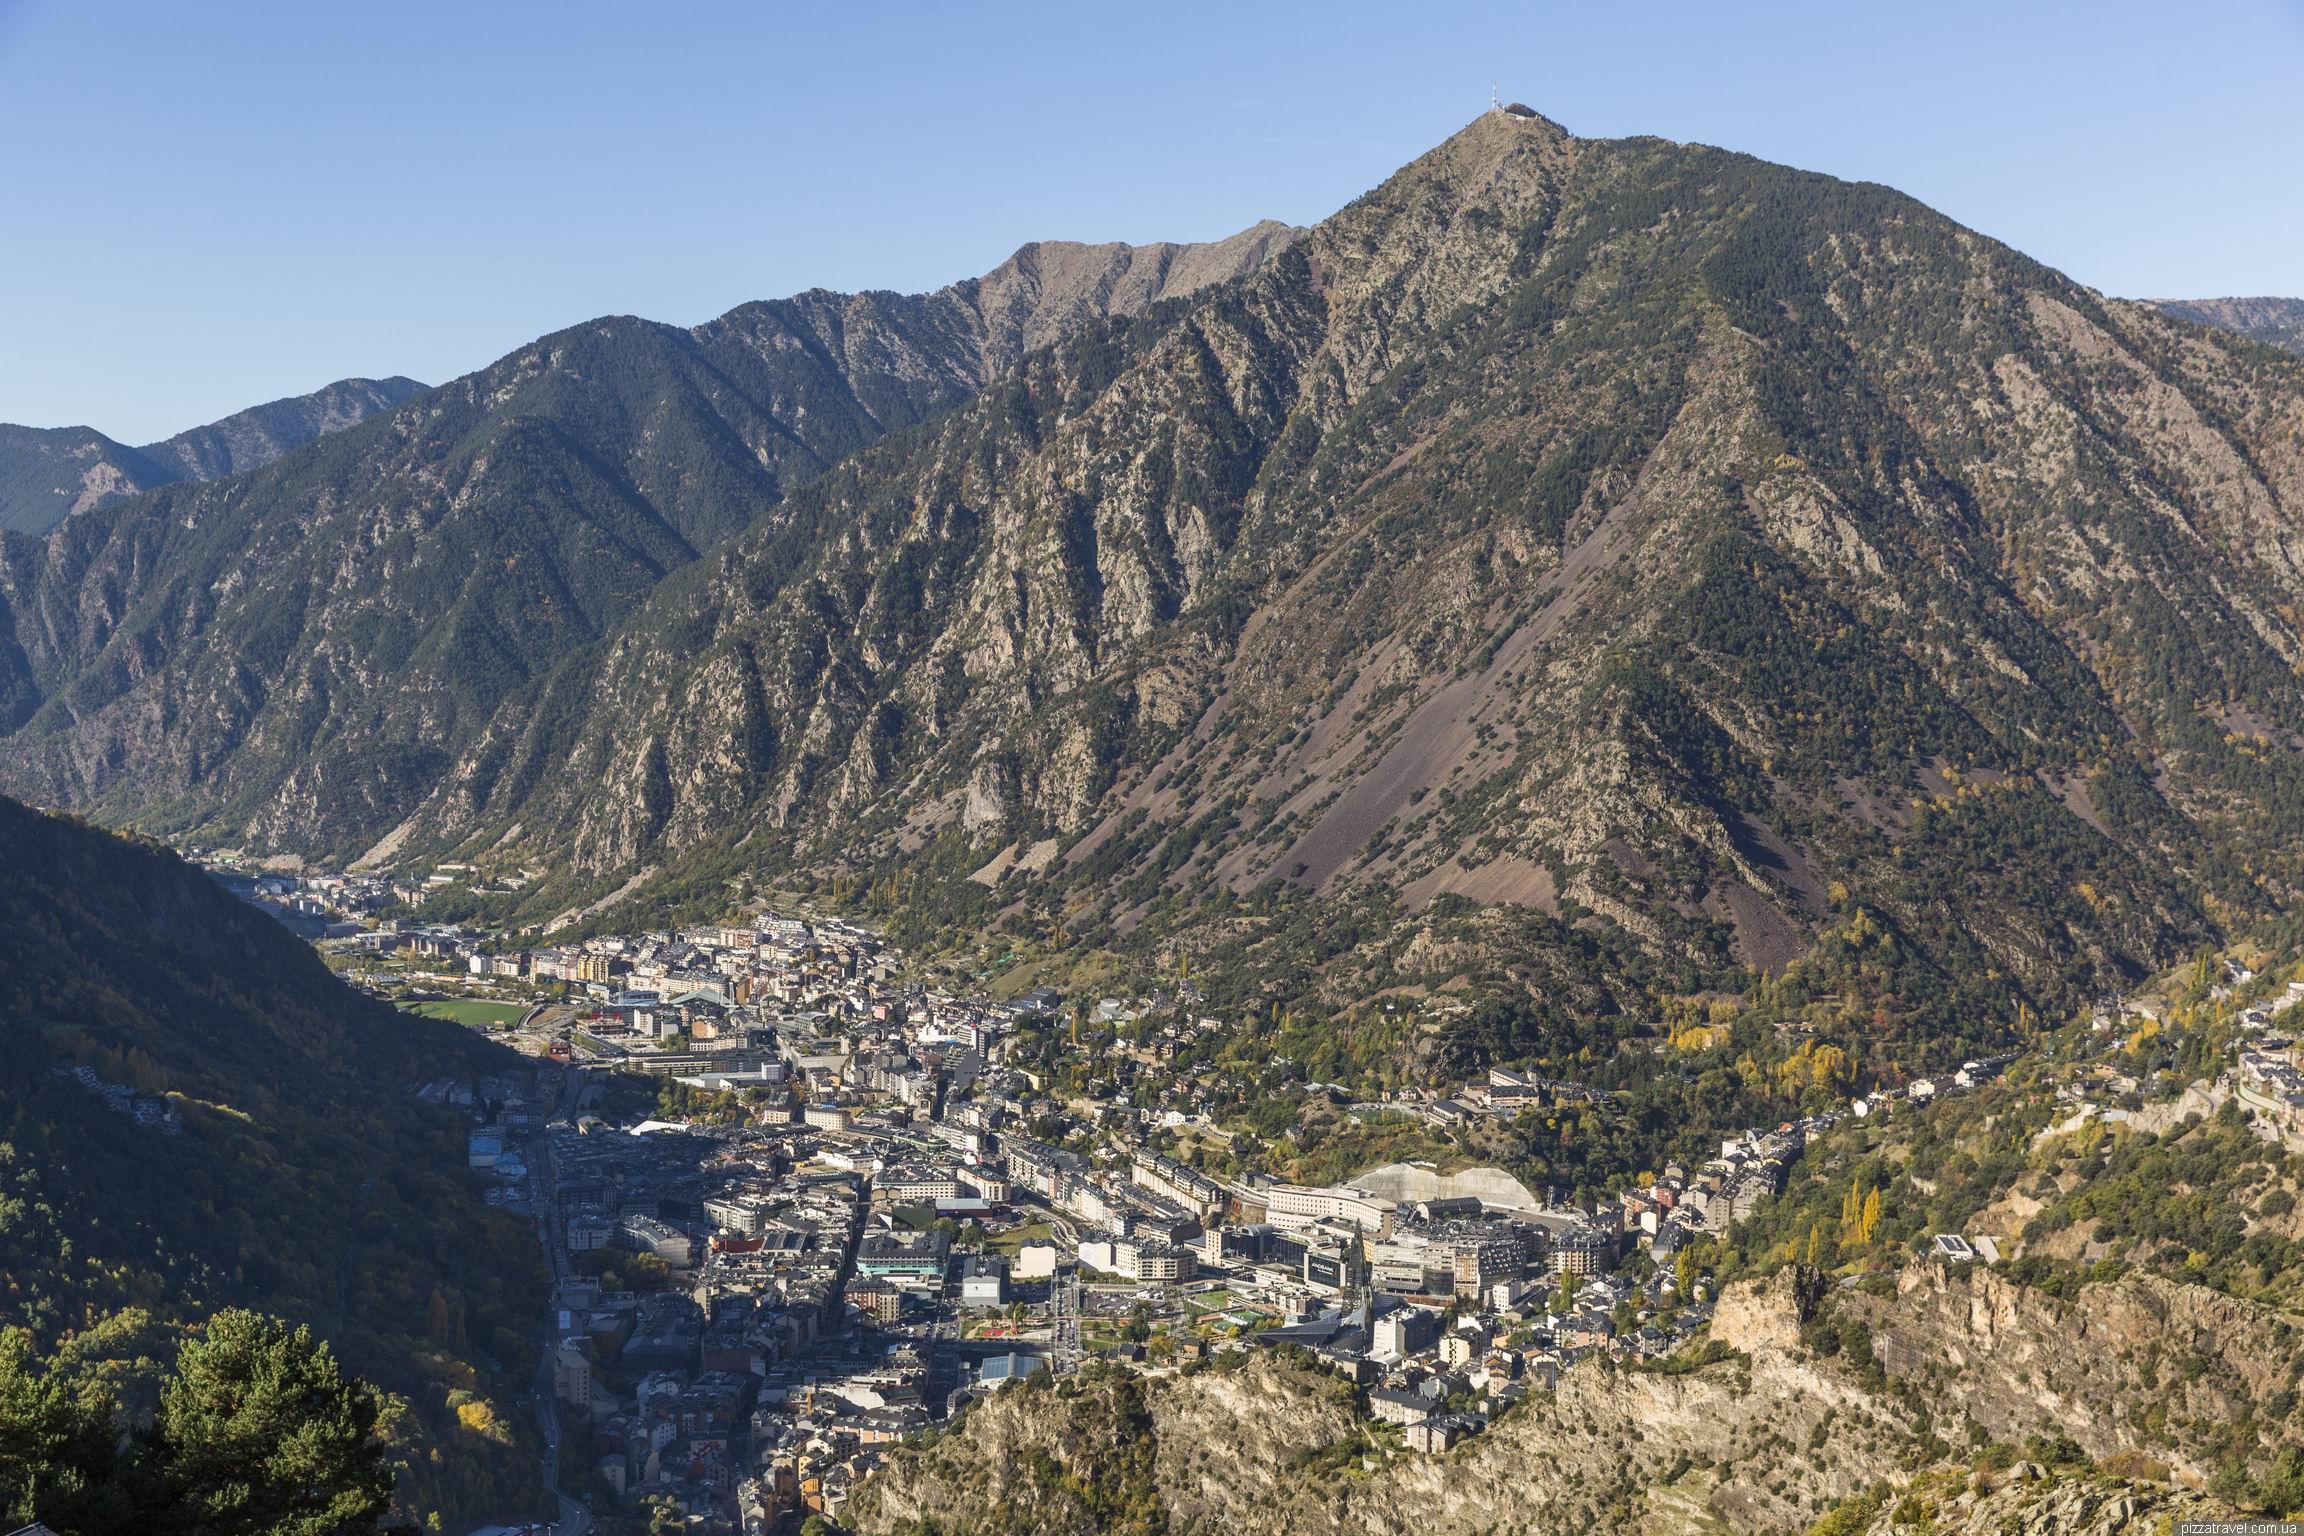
[984,1220,1053,1256]
[406,998,528,1028]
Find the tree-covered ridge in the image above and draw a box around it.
[2149,296,2304,360]
[0,794,546,1529]
[0,377,426,538]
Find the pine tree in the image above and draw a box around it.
[146,1309,395,1536]
[0,1326,127,1533]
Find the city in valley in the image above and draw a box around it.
[7,20,2304,1536]
[196,854,2029,1534]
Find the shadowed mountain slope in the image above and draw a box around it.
[0,792,546,1525]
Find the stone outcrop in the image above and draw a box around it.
[851,1260,2297,1536]
[1848,1261,2299,1486]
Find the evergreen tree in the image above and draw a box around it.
[144,1310,397,1536]
[0,1328,127,1534]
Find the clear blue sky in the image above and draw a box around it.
[4,0,2300,444]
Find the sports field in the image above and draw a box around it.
[407,999,527,1028]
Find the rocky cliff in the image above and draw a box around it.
[849,1262,2274,1536]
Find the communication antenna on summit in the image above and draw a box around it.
[1490,84,1501,112]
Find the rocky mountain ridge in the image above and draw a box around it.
[0,375,427,535]
[7,110,2304,1066]
[2149,294,2304,358]
[334,109,2304,1044]
[0,221,1298,849]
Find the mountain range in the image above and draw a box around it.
[0,375,429,535]
[2146,295,2304,357]
[0,220,1297,850]
[7,101,2304,1536]
[3,110,2304,1059]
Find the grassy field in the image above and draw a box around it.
[984,1220,1053,1256]
[406,999,528,1028]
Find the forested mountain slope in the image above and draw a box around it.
[0,223,1295,852]
[347,108,2304,1057]
[2150,295,2304,358]
[0,425,175,536]
[134,373,431,482]
[0,793,545,1527]
[0,375,427,535]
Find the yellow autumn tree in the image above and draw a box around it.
[1840,1182,1873,1250]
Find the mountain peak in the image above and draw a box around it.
[1334,104,1578,236]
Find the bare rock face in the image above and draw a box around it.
[1849,1262,2296,1486]
[850,1261,2297,1536]
[1710,1264,1824,1353]
[966,220,1304,373]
